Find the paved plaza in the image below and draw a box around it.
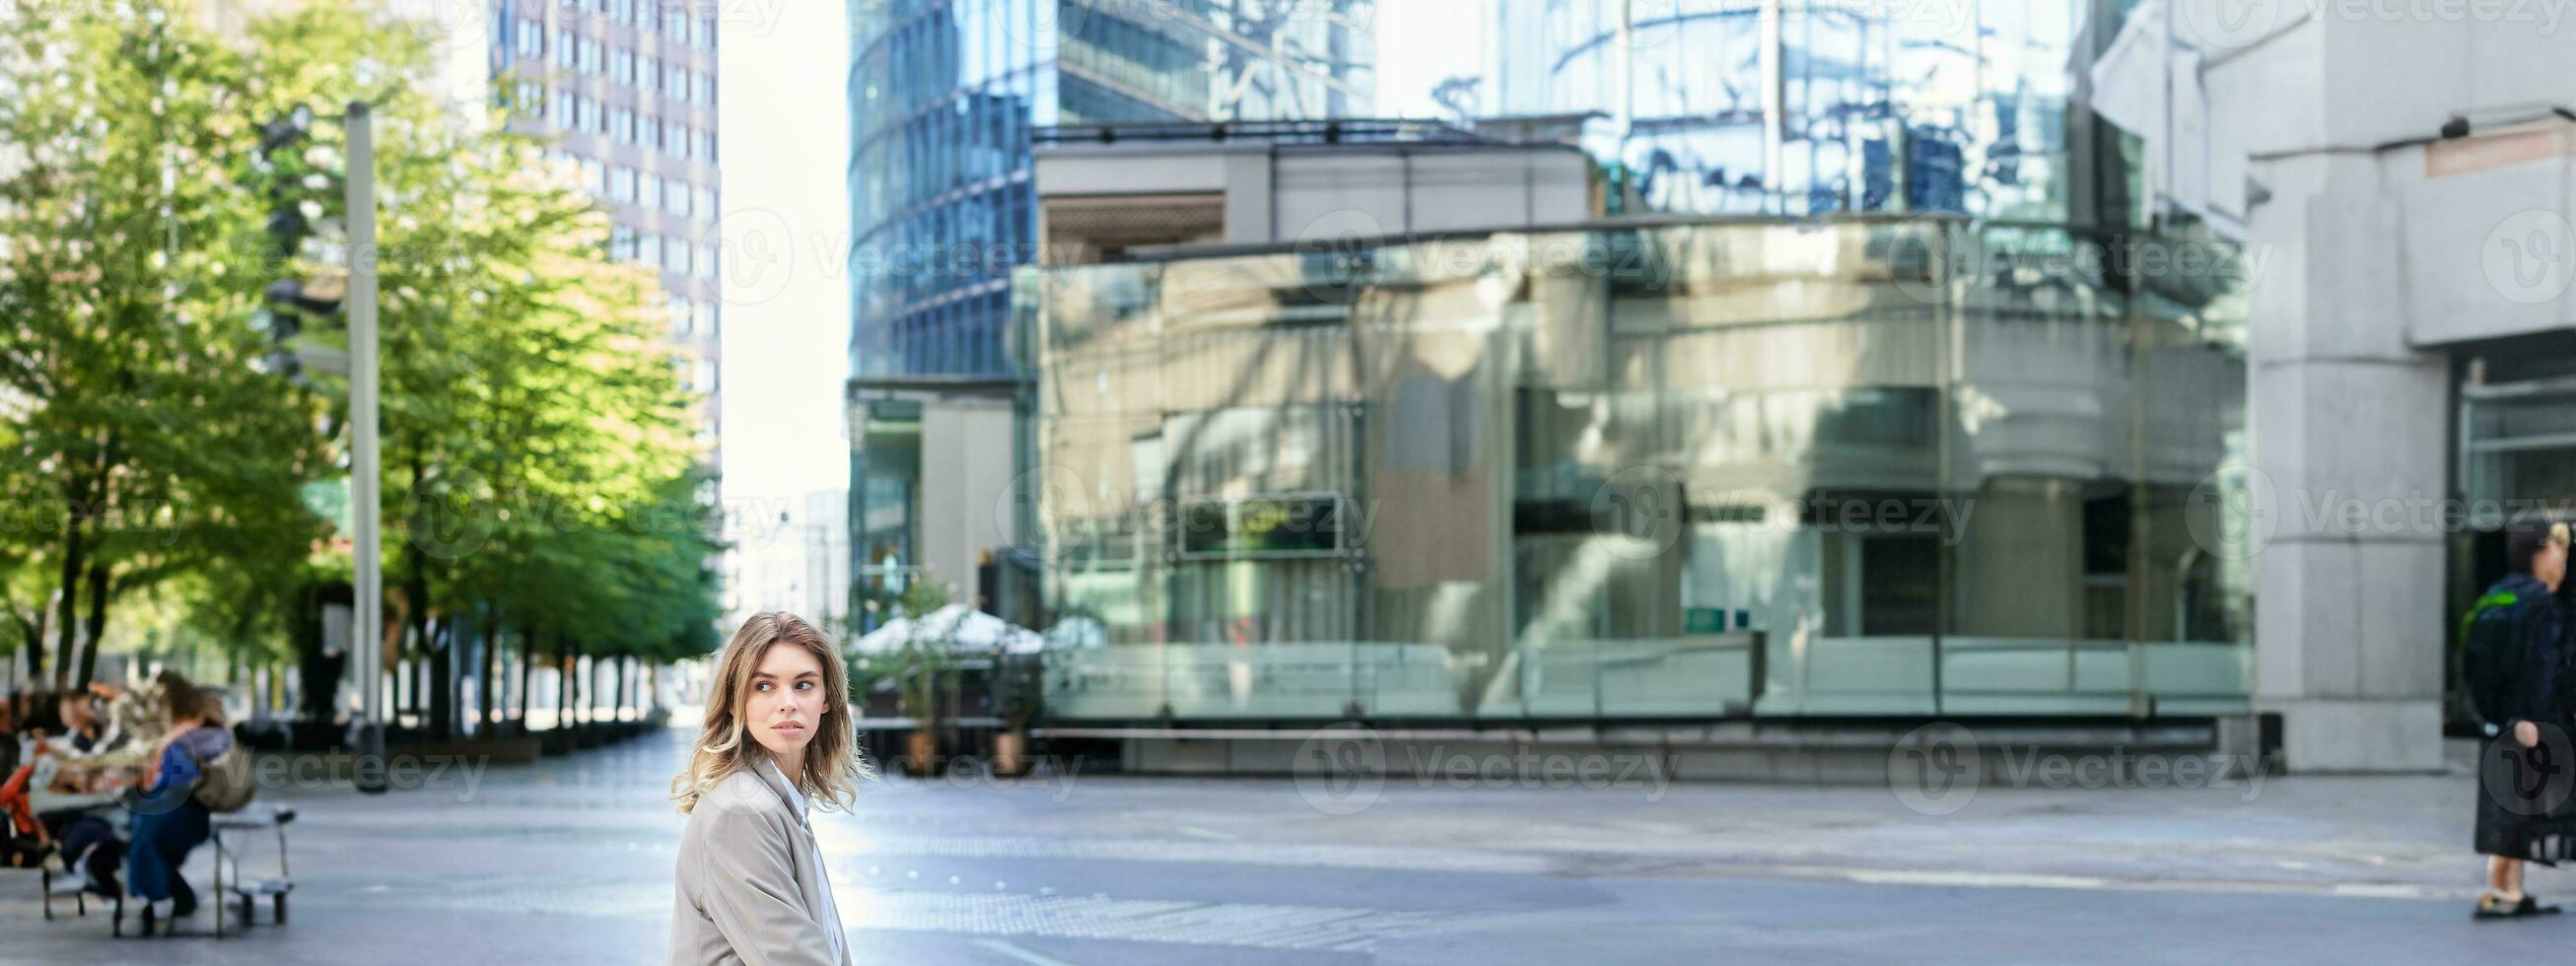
[4,726,2570,964]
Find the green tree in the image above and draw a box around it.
[0,1,328,689]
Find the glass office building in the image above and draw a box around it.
[1031,217,2255,721]
[847,0,1379,381]
[846,1,1377,613]
[1485,0,2123,222]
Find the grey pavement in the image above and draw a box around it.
[2,726,2567,964]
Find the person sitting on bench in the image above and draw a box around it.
[119,676,232,924]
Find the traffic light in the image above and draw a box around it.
[250,104,346,382]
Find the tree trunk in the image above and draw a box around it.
[76,560,108,689]
[517,624,534,729]
[479,620,498,733]
[430,621,454,739]
[13,606,43,682]
[615,656,629,722]
[52,512,85,690]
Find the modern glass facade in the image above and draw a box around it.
[846,1,1379,616]
[1031,217,2254,721]
[847,0,1379,381]
[1484,0,2126,222]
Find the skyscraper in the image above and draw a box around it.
[494,0,725,477]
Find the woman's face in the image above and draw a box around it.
[743,642,826,768]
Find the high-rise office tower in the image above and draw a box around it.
[495,0,725,479]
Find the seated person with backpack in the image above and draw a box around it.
[119,674,242,927]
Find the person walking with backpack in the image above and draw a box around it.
[118,673,236,931]
[2467,521,2576,920]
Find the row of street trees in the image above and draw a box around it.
[0,1,723,737]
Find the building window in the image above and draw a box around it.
[693,301,716,337]
[555,30,576,69]
[515,18,544,58]
[700,243,718,281]
[693,185,715,218]
[665,62,685,95]
[638,53,659,92]
[612,46,634,85]
[663,176,688,216]
[670,296,691,335]
[612,107,635,144]
[580,158,604,196]
[609,165,636,204]
[610,224,635,260]
[640,173,661,210]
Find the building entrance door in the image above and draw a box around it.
[2452,342,2576,729]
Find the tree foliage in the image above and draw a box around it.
[0,1,722,710]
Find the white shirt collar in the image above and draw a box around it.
[759,755,809,817]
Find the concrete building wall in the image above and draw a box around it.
[917,397,1016,607]
[2205,10,2576,770]
[1035,139,1595,255]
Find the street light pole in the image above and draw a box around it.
[347,101,386,793]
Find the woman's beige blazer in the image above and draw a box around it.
[668,763,851,966]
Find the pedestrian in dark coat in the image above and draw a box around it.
[2473,521,2575,919]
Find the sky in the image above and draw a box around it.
[715,3,1485,514]
[715,0,851,515]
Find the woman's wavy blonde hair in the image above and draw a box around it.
[670,611,872,814]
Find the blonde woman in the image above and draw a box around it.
[669,612,871,964]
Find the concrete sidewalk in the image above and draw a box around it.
[0,727,2542,964]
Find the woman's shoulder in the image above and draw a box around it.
[690,768,789,823]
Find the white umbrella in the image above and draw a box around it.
[853,604,1044,656]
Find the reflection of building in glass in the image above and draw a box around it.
[1031,219,2253,722]
[846,2,1378,623]
[1483,0,2117,222]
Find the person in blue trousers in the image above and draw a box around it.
[122,675,232,926]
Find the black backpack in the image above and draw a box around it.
[2463,587,2538,727]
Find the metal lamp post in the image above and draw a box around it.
[347,102,386,793]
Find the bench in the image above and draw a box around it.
[210,805,296,937]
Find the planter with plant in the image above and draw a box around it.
[992,653,1042,777]
[892,579,953,776]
